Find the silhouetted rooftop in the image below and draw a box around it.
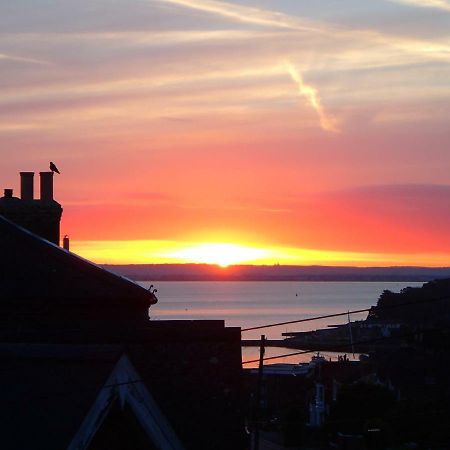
[0,214,157,338]
[0,214,156,304]
[0,215,245,449]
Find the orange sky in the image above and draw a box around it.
[1,0,449,266]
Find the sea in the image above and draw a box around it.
[138,281,423,367]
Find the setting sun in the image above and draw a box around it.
[164,243,269,267]
[69,240,450,267]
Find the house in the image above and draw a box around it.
[0,171,245,450]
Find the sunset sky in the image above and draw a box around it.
[1,0,449,266]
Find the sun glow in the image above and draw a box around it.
[69,240,450,267]
[165,243,269,267]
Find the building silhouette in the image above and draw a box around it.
[0,170,244,450]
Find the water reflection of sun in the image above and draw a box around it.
[166,243,268,267]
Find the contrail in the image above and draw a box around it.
[286,63,339,133]
[387,0,450,11]
[0,53,50,65]
[159,0,328,33]
[159,0,450,60]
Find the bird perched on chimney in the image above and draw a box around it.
[49,161,60,174]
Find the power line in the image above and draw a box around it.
[242,308,370,332]
[241,294,450,332]
[242,324,450,365]
[5,326,450,398]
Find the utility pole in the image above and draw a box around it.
[347,310,355,357]
[253,334,265,450]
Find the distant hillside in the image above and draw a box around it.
[281,278,450,351]
[368,278,450,325]
[102,264,450,282]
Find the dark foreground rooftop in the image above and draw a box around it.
[0,213,246,449]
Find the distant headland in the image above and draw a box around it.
[103,263,450,282]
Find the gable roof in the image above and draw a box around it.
[0,345,185,450]
[0,214,156,306]
[69,352,185,450]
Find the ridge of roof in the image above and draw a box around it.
[0,214,157,305]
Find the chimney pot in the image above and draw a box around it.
[20,172,34,200]
[40,171,54,201]
[4,188,13,198]
[63,235,70,251]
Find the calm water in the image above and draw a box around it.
[139,281,423,366]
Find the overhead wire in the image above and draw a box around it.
[241,294,450,332]
[242,322,450,365]
[241,293,450,365]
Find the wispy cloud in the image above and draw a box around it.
[286,63,339,133]
[0,122,48,132]
[387,0,450,11]
[159,0,325,33]
[1,29,276,46]
[1,0,449,139]
[159,0,450,61]
[0,52,50,65]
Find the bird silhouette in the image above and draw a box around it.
[49,162,60,174]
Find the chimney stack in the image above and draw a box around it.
[40,172,54,202]
[1,170,62,246]
[20,172,34,200]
